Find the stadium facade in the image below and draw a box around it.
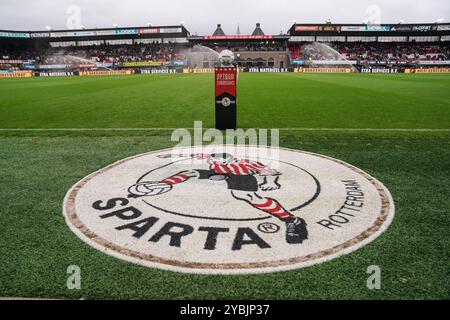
[1,22,449,76]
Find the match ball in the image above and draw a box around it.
[129,182,173,197]
[219,50,235,66]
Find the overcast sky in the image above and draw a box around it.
[0,0,448,34]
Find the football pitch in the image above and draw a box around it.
[0,73,449,299]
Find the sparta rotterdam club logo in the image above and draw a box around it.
[128,152,309,245]
[63,145,395,274]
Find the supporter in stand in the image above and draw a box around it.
[0,43,183,68]
[1,41,449,69]
[289,42,450,64]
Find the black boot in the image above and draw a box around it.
[285,217,308,244]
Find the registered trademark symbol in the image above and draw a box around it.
[258,222,281,234]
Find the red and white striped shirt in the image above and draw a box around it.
[191,154,280,176]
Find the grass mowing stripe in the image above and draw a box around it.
[1,74,449,129]
[0,128,449,132]
[298,73,449,109]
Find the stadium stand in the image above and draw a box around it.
[289,42,450,64]
[0,22,449,73]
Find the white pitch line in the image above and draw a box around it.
[0,128,180,131]
[278,128,450,132]
[0,128,449,132]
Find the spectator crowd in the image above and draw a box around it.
[290,42,450,64]
[1,41,449,69]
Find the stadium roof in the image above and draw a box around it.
[0,22,449,41]
[289,22,450,35]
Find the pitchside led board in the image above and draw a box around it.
[215,67,237,130]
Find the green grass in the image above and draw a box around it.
[0,73,449,300]
[0,73,449,129]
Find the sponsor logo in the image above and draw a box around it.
[341,26,366,32]
[390,26,412,32]
[78,70,134,76]
[39,64,71,69]
[50,32,73,38]
[140,69,178,75]
[115,28,138,35]
[96,30,117,36]
[0,31,30,38]
[365,25,390,32]
[437,25,450,31]
[296,68,352,73]
[412,68,450,73]
[171,60,186,66]
[64,145,395,274]
[183,68,215,74]
[30,32,51,38]
[122,61,168,67]
[0,71,33,78]
[77,63,98,68]
[203,35,274,40]
[71,31,96,37]
[248,68,290,73]
[160,27,183,34]
[138,28,160,34]
[361,68,400,74]
[320,26,341,32]
[418,61,450,65]
[38,72,74,77]
[312,60,357,65]
[412,25,434,32]
[295,26,319,32]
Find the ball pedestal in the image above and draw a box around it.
[215,67,237,130]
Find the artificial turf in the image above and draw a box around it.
[0,73,449,300]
